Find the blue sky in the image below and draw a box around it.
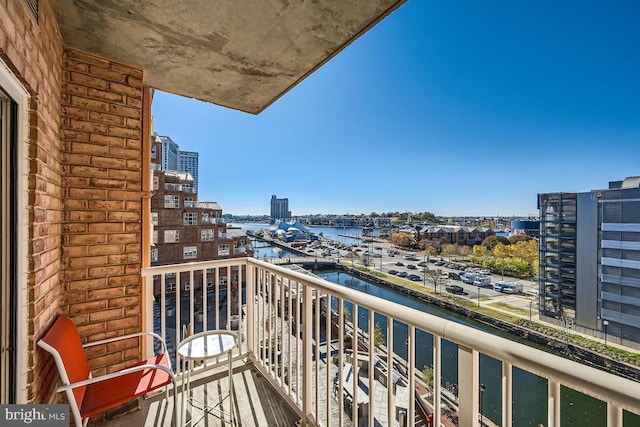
[151,1,640,217]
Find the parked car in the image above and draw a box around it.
[418,261,428,267]
[397,271,408,278]
[407,264,417,270]
[446,285,466,295]
[493,281,508,292]
[408,274,422,281]
[434,261,445,266]
[395,261,404,266]
[388,269,399,275]
[448,272,461,280]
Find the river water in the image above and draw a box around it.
[234,223,639,425]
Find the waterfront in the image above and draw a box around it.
[236,224,640,425]
[318,270,619,427]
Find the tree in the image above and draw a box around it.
[361,253,373,269]
[424,269,446,293]
[421,365,434,388]
[482,235,510,251]
[388,232,416,248]
[441,244,459,261]
[459,245,471,259]
[345,250,360,266]
[373,323,385,347]
[509,234,533,244]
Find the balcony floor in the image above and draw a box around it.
[99,359,301,427]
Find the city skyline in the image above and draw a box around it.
[151,1,640,217]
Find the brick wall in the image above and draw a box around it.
[0,0,65,404]
[61,49,144,382]
[3,1,146,413]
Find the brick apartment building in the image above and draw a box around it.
[150,136,251,298]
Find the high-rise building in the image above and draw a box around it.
[270,195,291,222]
[179,150,199,194]
[159,135,179,171]
[538,176,640,348]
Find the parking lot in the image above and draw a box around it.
[309,238,539,319]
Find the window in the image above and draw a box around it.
[152,175,159,191]
[202,212,209,223]
[183,246,197,259]
[207,278,213,288]
[151,145,157,159]
[151,248,158,262]
[183,212,197,225]
[184,281,190,291]
[219,277,228,286]
[164,195,179,208]
[151,212,158,226]
[201,229,214,241]
[164,230,179,243]
[218,244,230,256]
[166,283,176,293]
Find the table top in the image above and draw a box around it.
[177,331,238,361]
[342,363,369,404]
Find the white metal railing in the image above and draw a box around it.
[165,183,195,193]
[142,258,640,427]
[201,217,225,225]
[183,201,220,210]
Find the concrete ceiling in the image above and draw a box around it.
[50,0,406,114]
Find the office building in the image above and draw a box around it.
[538,176,640,348]
[270,195,291,222]
[179,150,199,194]
[159,135,179,171]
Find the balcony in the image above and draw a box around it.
[184,201,221,210]
[123,258,640,427]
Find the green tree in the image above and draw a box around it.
[508,234,533,244]
[373,323,385,347]
[421,365,434,388]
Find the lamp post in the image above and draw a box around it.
[479,383,486,426]
[603,320,609,347]
[477,285,481,307]
[529,300,534,323]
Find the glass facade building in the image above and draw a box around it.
[539,177,640,348]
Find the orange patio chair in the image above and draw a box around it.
[37,314,178,426]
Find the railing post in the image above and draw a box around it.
[607,403,623,427]
[502,362,512,427]
[246,261,255,356]
[548,379,560,427]
[303,279,313,425]
[433,335,442,427]
[143,274,154,358]
[458,345,479,427]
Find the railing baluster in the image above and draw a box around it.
[548,379,560,427]
[246,264,255,356]
[325,293,332,427]
[408,325,415,427]
[387,316,394,427]
[458,345,479,427]
[608,402,623,427]
[502,361,512,427]
[314,286,320,421]
[287,278,293,397]
[352,303,359,423]
[303,278,313,426]
[368,309,375,427]
[189,269,194,335]
[433,335,441,427]
[338,298,344,427]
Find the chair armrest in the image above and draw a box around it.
[57,362,176,393]
[83,331,168,357]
